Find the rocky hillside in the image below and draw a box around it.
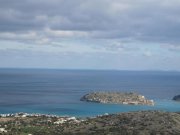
[0,111,180,135]
[64,111,180,135]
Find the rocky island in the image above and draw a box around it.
[81,92,154,105]
[173,95,180,101]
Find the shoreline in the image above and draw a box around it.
[0,99,179,117]
[1,108,180,119]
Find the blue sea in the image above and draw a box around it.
[0,68,179,117]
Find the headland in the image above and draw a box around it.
[173,95,180,101]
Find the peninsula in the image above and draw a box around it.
[81,92,154,105]
[173,95,180,101]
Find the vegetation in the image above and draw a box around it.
[0,111,180,135]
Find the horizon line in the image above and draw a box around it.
[0,67,179,72]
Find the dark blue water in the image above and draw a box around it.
[0,68,179,117]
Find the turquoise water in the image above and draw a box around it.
[0,69,179,117]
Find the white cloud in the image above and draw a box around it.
[143,51,152,57]
[0,0,180,70]
[0,31,37,40]
[0,0,180,44]
[45,28,89,38]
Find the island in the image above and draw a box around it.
[173,95,180,101]
[80,92,154,105]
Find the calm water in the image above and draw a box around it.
[0,68,179,117]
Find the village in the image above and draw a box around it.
[0,112,81,134]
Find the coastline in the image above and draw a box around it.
[0,99,179,117]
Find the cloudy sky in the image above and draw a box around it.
[0,0,180,70]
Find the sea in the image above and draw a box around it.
[0,68,179,117]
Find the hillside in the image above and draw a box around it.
[0,111,180,135]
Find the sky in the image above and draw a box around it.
[0,0,180,71]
